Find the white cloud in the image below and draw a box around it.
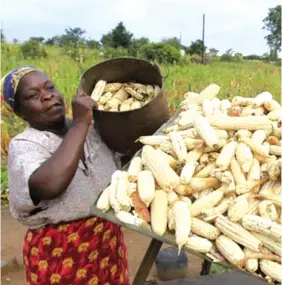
[1,0,279,55]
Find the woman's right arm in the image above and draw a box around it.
[28,91,97,204]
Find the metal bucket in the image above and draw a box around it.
[78,57,170,155]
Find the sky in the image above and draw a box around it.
[0,0,279,55]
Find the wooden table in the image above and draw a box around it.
[90,114,266,285]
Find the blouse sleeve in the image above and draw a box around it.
[8,138,51,215]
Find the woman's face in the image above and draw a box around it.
[17,71,66,130]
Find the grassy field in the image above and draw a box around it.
[1,45,281,192]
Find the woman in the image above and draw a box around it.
[1,66,130,285]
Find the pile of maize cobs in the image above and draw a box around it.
[90,80,161,112]
[96,83,282,283]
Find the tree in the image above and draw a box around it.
[263,5,281,52]
[60,27,86,47]
[13,38,19,44]
[21,39,47,59]
[101,22,133,49]
[30,37,45,44]
[86,39,101,49]
[188,39,207,55]
[209,48,219,56]
[161,37,182,48]
[128,37,150,56]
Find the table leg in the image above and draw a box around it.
[200,259,213,275]
[132,238,163,285]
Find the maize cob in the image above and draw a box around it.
[128,182,137,196]
[216,141,237,171]
[119,98,133,111]
[175,184,192,196]
[180,162,198,184]
[113,88,129,102]
[272,127,282,139]
[154,149,179,170]
[247,158,261,181]
[167,191,179,207]
[268,109,282,121]
[176,128,198,139]
[215,235,245,268]
[215,129,229,139]
[131,101,142,110]
[151,190,168,236]
[251,232,282,257]
[235,179,264,195]
[178,117,194,129]
[204,139,227,153]
[173,201,191,253]
[215,215,263,252]
[185,236,212,253]
[269,145,282,156]
[242,215,282,242]
[193,188,213,200]
[260,260,282,282]
[201,196,235,222]
[127,157,142,182]
[254,92,273,105]
[211,116,273,131]
[154,85,161,96]
[183,138,204,150]
[179,196,192,208]
[186,146,206,162]
[236,143,253,173]
[247,199,260,215]
[193,115,220,148]
[230,158,247,185]
[244,248,258,273]
[130,191,150,223]
[264,99,281,111]
[96,186,111,212]
[109,171,122,213]
[90,80,106,101]
[235,129,252,139]
[191,217,220,240]
[245,251,281,263]
[256,193,282,207]
[266,135,279,145]
[106,97,121,110]
[220,99,232,113]
[195,163,215,178]
[124,87,144,101]
[99,92,113,105]
[188,177,220,193]
[251,130,266,145]
[137,170,155,207]
[167,207,175,230]
[189,187,225,217]
[146,85,154,95]
[141,146,180,191]
[137,135,169,146]
[228,106,242,117]
[203,99,214,117]
[104,82,122,93]
[169,132,188,162]
[227,197,249,222]
[158,142,175,157]
[116,211,146,227]
[116,171,131,211]
[196,83,220,104]
[232,96,255,106]
[259,200,278,221]
[239,137,269,158]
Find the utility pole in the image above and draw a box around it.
[202,13,205,64]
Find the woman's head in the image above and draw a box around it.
[1,66,66,130]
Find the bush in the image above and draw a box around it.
[190,54,212,65]
[20,39,47,59]
[103,47,129,59]
[140,43,180,64]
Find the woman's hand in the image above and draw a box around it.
[72,91,97,126]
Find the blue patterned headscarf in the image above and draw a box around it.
[1,66,39,111]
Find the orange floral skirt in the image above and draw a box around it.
[23,216,130,285]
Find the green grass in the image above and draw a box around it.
[1,45,281,192]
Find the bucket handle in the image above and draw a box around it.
[153,62,170,79]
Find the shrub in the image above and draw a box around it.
[20,39,47,59]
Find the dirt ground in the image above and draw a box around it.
[1,205,202,284]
